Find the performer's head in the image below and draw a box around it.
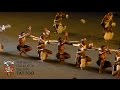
[101,45,106,51]
[81,38,86,45]
[28,26,32,30]
[118,48,120,51]
[108,12,113,17]
[40,34,45,40]
[20,32,25,36]
[56,12,60,15]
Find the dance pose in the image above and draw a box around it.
[112,48,120,79]
[17,26,32,56]
[0,44,4,52]
[37,34,52,62]
[64,31,69,42]
[53,12,68,33]
[56,37,70,63]
[101,12,116,41]
[75,38,91,69]
[96,45,112,73]
[42,28,51,43]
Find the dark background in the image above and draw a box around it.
[0,0,120,11]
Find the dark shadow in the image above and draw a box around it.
[65,62,77,68]
[83,66,99,73]
[85,66,112,74]
[29,56,39,60]
[36,58,112,74]
[45,59,77,69]
[105,69,112,74]
[0,52,39,61]
[44,59,60,64]
[0,52,113,74]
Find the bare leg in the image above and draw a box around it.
[60,59,65,64]
[99,61,104,74]
[20,48,27,56]
[116,70,120,79]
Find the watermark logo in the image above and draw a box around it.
[4,61,14,76]
[16,61,34,76]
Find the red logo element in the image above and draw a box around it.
[4,61,14,76]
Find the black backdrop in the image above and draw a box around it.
[0,0,120,11]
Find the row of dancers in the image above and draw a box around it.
[0,12,119,79]
[16,26,120,79]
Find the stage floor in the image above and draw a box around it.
[0,12,119,79]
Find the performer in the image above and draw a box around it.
[42,28,50,43]
[1,25,5,32]
[0,44,4,52]
[53,12,68,33]
[64,31,69,42]
[17,27,32,56]
[78,38,87,51]
[112,48,120,79]
[0,24,11,32]
[57,23,66,34]
[53,12,62,31]
[56,37,70,63]
[54,12,67,22]
[76,38,91,69]
[53,21,66,34]
[76,44,86,69]
[96,45,112,73]
[101,12,116,41]
[87,41,94,49]
[37,34,52,62]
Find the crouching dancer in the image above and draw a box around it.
[112,48,120,79]
[96,45,112,73]
[75,39,91,69]
[56,37,70,64]
[17,26,32,56]
[37,34,52,62]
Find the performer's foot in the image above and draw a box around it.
[38,60,43,63]
[76,65,79,68]
[20,52,23,56]
[99,70,102,74]
[80,67,83,70]
[60,60,65,64]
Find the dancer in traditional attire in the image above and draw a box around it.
[42,28,51,43]
[64,31,69,42]
[17,26,32,56]
[54,12,68,22]
[56,37,70,63]
[112,48,120,79]
[37,34,52,62]
[0,44,4,52]
[75,38,91,69]
[53,12,62,31]
[53,12,68,33]
[101,12,116,41]
[96,45,112,73]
